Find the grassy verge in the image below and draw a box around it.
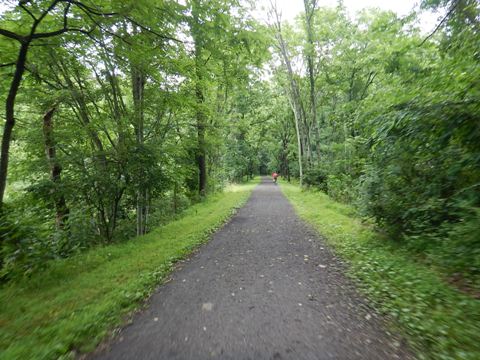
[281,182,480,360]
[0,180,258,360]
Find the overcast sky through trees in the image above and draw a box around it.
[254,0,441,33]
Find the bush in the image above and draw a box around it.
[303,168,328,191]
[443,207,480,285]
[0,206,52,280]
[326,173,357,203]
[403,205,480,289]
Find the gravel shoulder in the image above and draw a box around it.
[90,177,412,360]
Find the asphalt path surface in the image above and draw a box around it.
[91,178,411,360]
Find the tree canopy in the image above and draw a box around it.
[1,0,479,289]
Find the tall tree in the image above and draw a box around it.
[42,105,69,229]
[189,0,208,196]
[0,0,119,210]
[303,0,319,162]
[269,2,305,185]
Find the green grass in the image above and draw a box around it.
[0,180,258,360]
[281,182,480,360]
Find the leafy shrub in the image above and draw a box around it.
[326,173,357,203]
[0,206,52,280]
[303,168,328,191]
[361,99,480,238]
[443,207,480,284]
[403,205,480,288]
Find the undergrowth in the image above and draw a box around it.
[281,182,480,360]
[0,180,258,360]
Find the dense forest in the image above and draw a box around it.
[0,0,479,293]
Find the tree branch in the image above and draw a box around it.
[0,28,25,42]
[36,26,84,40]
[19,3,38,21]
[420,0,461,46]
[24,64,64,90]
[63,0,118,17]
[125,16,182,43]
[73,6,134,45]
[34,0,62,31]
[0,62,16,68]
[31,27,69,39]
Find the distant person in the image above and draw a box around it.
[272,172,279,184]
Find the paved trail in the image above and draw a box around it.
[92,178,411,360]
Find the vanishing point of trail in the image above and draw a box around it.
[92,178,411,360]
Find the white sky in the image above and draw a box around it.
[253,0,441,33]
[256,0,420,19]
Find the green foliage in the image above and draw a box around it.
[0,0,269,276]
[362,98,480,234]
[262,0,480,289]
[0,204,51,279]
[282,183,480,360]
[303,168,327,191]
[0,180,256,359]
[1,0,479,356]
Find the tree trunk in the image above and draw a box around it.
[192,1,207,196]
[132,63,148,235]
[43,106,69,229]
[173,181,178,214]
[55,57,118,240]
[289,98,304,186]
[0,42,29,209]
[271,5,304,185]
[304,0,319,163]
[196,87,207,196]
